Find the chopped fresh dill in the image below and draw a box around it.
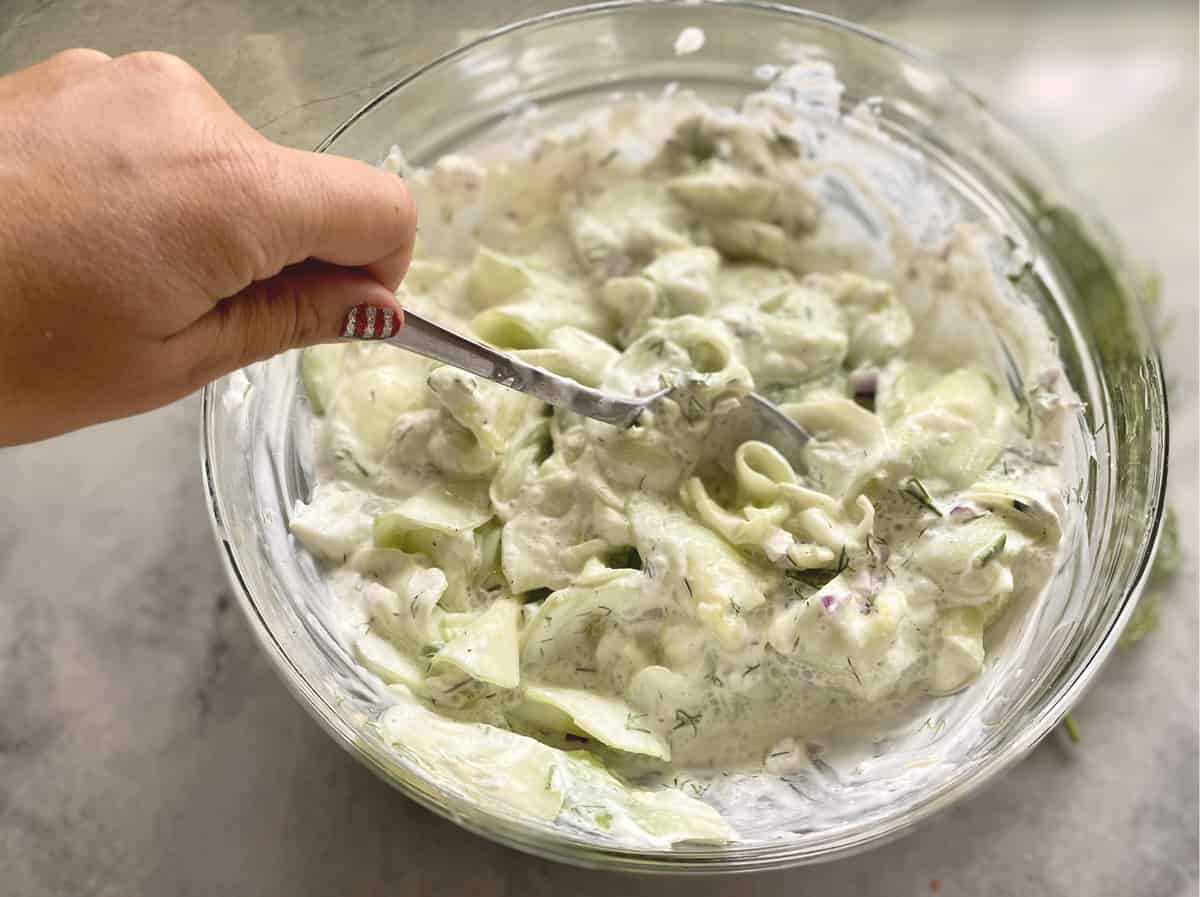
[625,712,652,734]
[408,590,427,618]
[333,448,369,478]
[833,544,849,575]
[901,477,942,516]
[673,708,703,735]
[976,534,1007,567]
[846,657,862,686]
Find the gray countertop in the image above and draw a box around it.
[1,2,1195,895]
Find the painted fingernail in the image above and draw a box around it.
[342,304,400,339]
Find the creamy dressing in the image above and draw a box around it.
[288,65,1082,845]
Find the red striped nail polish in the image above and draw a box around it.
[342,304,399,339]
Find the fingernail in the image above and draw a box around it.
[342,304,401,340]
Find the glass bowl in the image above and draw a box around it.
[201,0,1169,873]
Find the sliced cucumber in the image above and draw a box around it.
[300,344,347,415]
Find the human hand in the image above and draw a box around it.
[0,49,415,446]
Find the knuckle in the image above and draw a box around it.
[229,150,289,280]
[117,50,199,84]
[291,289,327,347]
[186,139,283,288]
[246,275,321,358]
[48,47,111,67]
[274,152,327,253]
[299,168,332,254]
[214,296,257,366]
[273,274,325,349]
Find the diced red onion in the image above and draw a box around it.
[849,368,878,403]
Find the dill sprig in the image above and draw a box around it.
[625,712,652,735]
[900,477,942,516]
[976,534,1007,567]
[684,394,708,423]
[333,448,370,478]
[833,545,850,575]
[672,708,703,735]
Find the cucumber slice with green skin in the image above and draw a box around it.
[820,272,914,367]
[471,297,612,350]
[432,598,522,689]
[354,628,425,687]
[326,365,428,464]
[517,685,671,761]
[643,246,721,316]
[668,160,781,219]
[289,483,374,562]
[300,344,347,415]
[403,259,454,293]
[466,247,537,307]
[375,481,493,537]
[892,367,1011,488]
[378,689,566,823]
[557,750,734,844]
[629,494,772,651]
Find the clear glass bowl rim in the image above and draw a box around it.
[201,0,1170,874]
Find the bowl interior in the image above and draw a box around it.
[203,0,1167,872]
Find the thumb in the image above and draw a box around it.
[166,259,403,388]
[246,146,417,293]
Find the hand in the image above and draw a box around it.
[0,49,415,445]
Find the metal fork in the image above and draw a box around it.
[340,304,809,466]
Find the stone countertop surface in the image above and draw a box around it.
[0,2,1195,895]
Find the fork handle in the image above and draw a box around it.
[339,304,643,427]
